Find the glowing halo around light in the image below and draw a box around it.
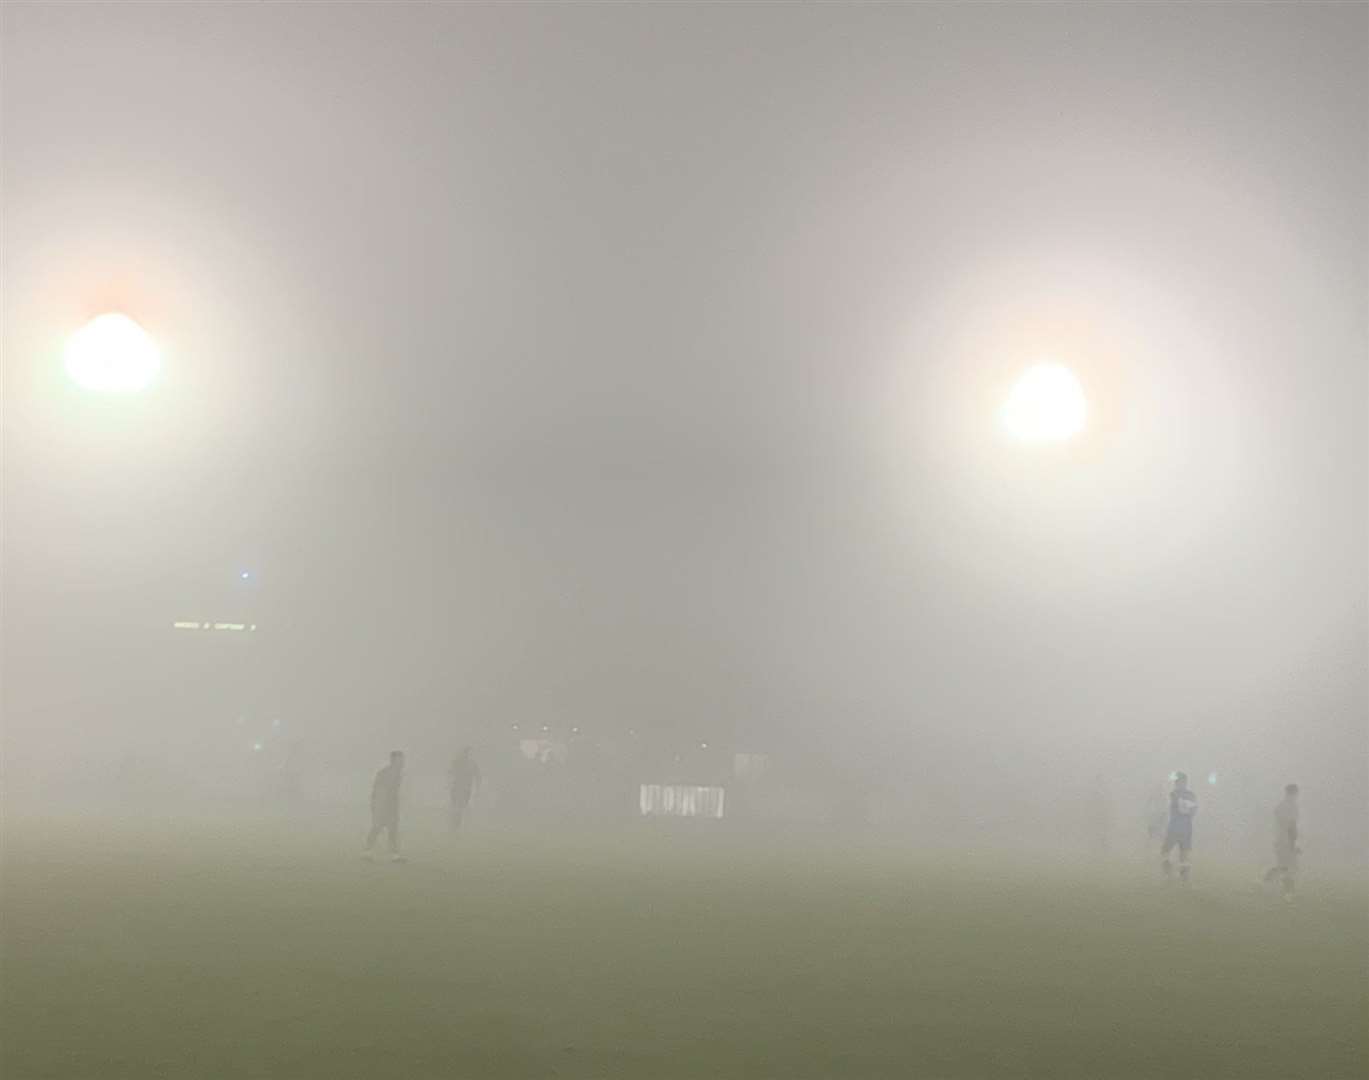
[1000,362,1087,442]
[64,313,161,393]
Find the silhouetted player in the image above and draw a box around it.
[364,750,405,861]
[448,746,481,831]
[1263,783,1300,901]
[1160,772,1198,885]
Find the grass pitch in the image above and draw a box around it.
[2,818,1365,1079]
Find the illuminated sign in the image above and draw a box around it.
[172,622,258,632]
[639,784,725,820]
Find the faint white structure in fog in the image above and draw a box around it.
[639,784,725,819]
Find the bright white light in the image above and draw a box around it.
[64,313,161,393]
[1207,771,1218,785]
[1000,363,1086,442]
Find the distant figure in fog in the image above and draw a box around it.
[364,750,405,861]
[448,746,481,831]
[1161,772,1198,885]
[1262,783,1300,902]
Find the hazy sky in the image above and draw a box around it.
[2,4,1364,801]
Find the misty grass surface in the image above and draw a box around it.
[2,818,1365,1079]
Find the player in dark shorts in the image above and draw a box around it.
[448,746,481,832]
[1160,772,1198,885]
[364,750,405,861]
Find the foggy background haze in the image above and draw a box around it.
[2,3,1365,855]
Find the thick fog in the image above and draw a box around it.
[2,4,1365,861]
